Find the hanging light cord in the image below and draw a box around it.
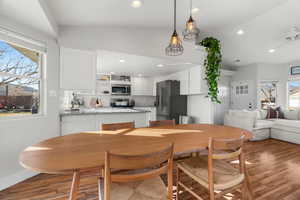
[174,0,176,31]
[190,0,192,16]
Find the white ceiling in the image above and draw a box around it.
[98,50,196,77]
[46,0,300,67]
[0,0,57,37]
[1,0,300,67]
[46,0,285,30]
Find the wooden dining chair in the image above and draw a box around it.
[101,122,135,131]
[99,143,174,200]
[177,135,252,200]
[149,119,176,127]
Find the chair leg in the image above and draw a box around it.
[98,177,104,200]
[241,181,247,200]
[176,168,179,200]
[168,165,173,200]
[245,169,254,200]
[69,171,80,200]
[209,191,215,200]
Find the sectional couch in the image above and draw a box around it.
[224,109,300,144]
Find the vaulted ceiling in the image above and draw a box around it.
[1,0,300,67]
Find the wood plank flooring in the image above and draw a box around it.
[1,139,300,200]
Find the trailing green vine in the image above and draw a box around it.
[199,37,222,104]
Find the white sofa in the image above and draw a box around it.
[224,109,300,144]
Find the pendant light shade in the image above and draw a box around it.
[183,0,200,41]
[166,0,184,56]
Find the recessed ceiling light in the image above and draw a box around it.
[237,29,244,35]
[269,49,275,53]
[157,64,164,67]
[119,59,125,63]
[192,8,199,13]
[131,0,143,8]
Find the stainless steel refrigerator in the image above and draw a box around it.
[156,80,187,124]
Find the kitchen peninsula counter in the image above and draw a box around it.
[60,107,154,135]
[60,107,149,116]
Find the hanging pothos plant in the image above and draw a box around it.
[199,37,222,104]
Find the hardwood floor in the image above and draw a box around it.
[1,139,300,200]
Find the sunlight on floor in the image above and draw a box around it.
[230,159,253,165]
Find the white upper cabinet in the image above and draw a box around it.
[175,70,190,95]
[189,65,207,95]
[131,77,154,96]
[60,47,96,90]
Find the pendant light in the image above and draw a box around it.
[182,0,200,41]
[166,0,184,56]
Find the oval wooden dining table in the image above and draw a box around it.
[20,124,252,200]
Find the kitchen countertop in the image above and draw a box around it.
[60,107,150,116]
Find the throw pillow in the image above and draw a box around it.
[276,107,285,119]
[267,107,284,119]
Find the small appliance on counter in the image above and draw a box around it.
[89,97,103,108]
[70,92,84,111]
[110,98,135,108]
[179,115,194,124]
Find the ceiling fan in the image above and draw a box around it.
[285,26,300,41]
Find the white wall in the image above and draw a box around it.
[0,16,60,190]
[187,95,214,124]
[214,75,231,125]
[230,64,258,109]
[256,61,300,109]
[231,61,300,110]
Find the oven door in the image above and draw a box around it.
[111,85,131,95]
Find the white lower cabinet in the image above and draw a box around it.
[61,115,97,135]
[61,112,148,135]
[134,107,156,126]
[95,113,148,130]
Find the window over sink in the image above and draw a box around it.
[0,30,45,118]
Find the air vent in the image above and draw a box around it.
[285,27,300,41]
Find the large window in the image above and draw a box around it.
[288,80,300,109]
[259,81,277,110]
[0,39,43,117]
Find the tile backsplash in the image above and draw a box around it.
[60,90,156,110]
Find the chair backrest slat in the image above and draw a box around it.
[107,144,173,169]
[149,119,175,127]
[101,122,135,131]
[211,135,245,151]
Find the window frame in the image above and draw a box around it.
[287,79,300,110]
[0,36,46,120]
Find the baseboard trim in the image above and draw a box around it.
[0,170,38,191]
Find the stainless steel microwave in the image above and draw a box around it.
[111,84,131,95]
